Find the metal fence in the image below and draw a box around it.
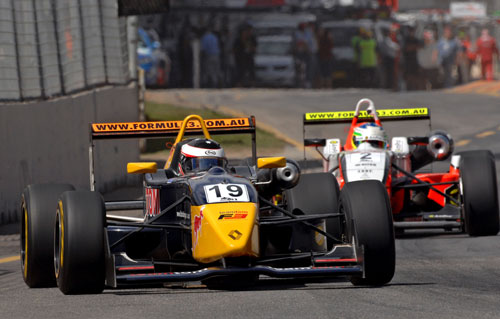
[0,0,130,102]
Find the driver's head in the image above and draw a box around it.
[352,122,388,149]
[178,138,226,175]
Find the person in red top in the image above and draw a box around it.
[476,28,499,81]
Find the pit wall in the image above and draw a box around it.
[0,84,139,224]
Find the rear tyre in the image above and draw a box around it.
[459,150,499,236]
[339,180,395,286]
[21,183,74,288]
[285,173,340,250]
[55,191,106,294]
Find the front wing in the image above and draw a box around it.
[105,244,364,287]
[115,264,363,286]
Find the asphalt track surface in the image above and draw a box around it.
[2,85,500,318]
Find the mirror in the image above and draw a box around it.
[127,162,157,174]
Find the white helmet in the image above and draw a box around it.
[352,123,388,149]
[178,138,226,175]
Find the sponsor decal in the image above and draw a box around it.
[193,208,204,247]
[145,188,160,218]
[228,230,242,240]
[176,211,189,219]
[218,211,248,220]
[305,108,429,121]
[360,153,372,161]
[428,214,455,219]
[92,118,251,132]
[315,223,325,247]
[181,144,224,157]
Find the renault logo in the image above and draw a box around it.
[228,230,242,240]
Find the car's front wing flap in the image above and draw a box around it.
[110,244,364,287]
[115,264,363,285]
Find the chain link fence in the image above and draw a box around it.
[0,0,130,102]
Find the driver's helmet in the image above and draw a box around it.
[352,122,388,149]
[178,138,226,175]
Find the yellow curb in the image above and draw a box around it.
[447,80,490,93]
[145,92,320,159]
[455,139,471,147]
[476,131,496,138]
[215,105,320,159]
[475,82,500,94]
[216,105,301,148]
[0,255,20,264]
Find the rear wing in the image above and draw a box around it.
[303,108,430,125]
[302,108,431,159]
[91,117,256,139]
[89,116,257,190]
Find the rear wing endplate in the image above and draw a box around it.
[303,108,430,125]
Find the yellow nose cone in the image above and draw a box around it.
[191,203,259,264]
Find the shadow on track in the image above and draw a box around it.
[103,278,435,296]
[395,229,469,240]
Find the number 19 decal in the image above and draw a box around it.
[204,184,249,203]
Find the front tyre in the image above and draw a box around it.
[21,183,74,288]
[285,173,340,250]
[339,180,395,286]
[459,151,499,236]
[55,191,105,294]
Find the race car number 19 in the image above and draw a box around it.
[204,184,249,203]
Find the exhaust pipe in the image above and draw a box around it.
[427,131,454,161]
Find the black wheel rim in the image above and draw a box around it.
[54,206,62,278]
[21,202,28,278]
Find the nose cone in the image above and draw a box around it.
[191,203,259,263]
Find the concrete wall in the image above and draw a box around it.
[0,84,139,224]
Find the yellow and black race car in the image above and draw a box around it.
[21,114,395,294]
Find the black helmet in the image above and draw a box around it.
[178,138,226,175]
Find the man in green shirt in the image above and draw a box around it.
[357,29,378,87]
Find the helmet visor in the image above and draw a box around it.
[183,157,227,173]
[368,140,386,148]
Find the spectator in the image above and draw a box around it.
[357,29,378,88]
[218,16,232,87]
[294,23,311,88]
[476,28,499,81]
[200,27,221,88]
[457,31,476,83]
[379,27,400,90]
[351,28,363,85]
[177,17,194,88]
[305,22,318,88]
[402,26,423,90]
[317,28,334,88]
[351,28,363,65]
[437,26,461,88]
[233,24,256,87]
[417,30,440,90]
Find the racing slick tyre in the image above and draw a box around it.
[55,191,106,294]
[21,183,74,288]
[285,173,340,250]
[339,180,395,286]
[459,150,499,236]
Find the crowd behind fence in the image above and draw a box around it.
[0,0,130,102]
[142,11,500,91]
